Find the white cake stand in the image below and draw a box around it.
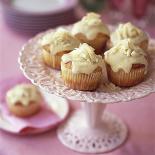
[18,27,155,153]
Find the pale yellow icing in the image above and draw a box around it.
[40,31,53,46]
[6,84,42,106]
[111,22,148,45]
[104,39,148,74]
[61,43,106,74]
[72,12,110,40]
[40,28,80,55]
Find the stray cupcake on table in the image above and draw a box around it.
[39,12,150,91]
[6,84,42,117]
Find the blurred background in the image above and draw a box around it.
[1,0,155,36]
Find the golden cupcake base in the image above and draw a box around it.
[42,49,69,70]
[74,33,109,55]
[107,65,146,87]
[8,101,41,117]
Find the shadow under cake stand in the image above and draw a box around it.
[18,28,155,153]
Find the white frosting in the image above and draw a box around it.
[40,31,54,46]
[40,28,80,55]
[61,43,106,74]
[111,22,148,45]
[104,39,148,74]
[72,12,110,40]
[6,84,42,106]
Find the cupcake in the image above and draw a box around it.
[72,12,110,54]
[61,43,106,91]
[6,84,42,117]
[111,22,148,51]
[104,39,148,87]
[40,28,80,69]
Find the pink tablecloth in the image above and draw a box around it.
[0,9,155,155]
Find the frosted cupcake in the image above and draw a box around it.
[111,22,148,51]
[6,84,42,117]
[104,39,148,87]
[61,43,106,91]
[40,28,80,69]
[72,12,110,54]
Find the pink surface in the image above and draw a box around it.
[0,7,155,155]
[0,77,62,134]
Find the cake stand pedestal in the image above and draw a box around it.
[57,102,127,153]
[18,27,155,154]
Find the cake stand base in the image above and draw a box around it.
[57,110,128,153]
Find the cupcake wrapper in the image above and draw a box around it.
[42,50,61,69]
[61,65,102,90]
[107,66,146,87]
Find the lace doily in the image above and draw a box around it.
[19,26,155,103]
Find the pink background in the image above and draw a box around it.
[0,7,155,155]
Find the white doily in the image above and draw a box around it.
[18,26,155,103]
[57,110,128,153]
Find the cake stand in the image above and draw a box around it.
[18,27,155,153]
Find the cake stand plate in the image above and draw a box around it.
[18,25,155,153]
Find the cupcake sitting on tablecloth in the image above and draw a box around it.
[6,84,42,117]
